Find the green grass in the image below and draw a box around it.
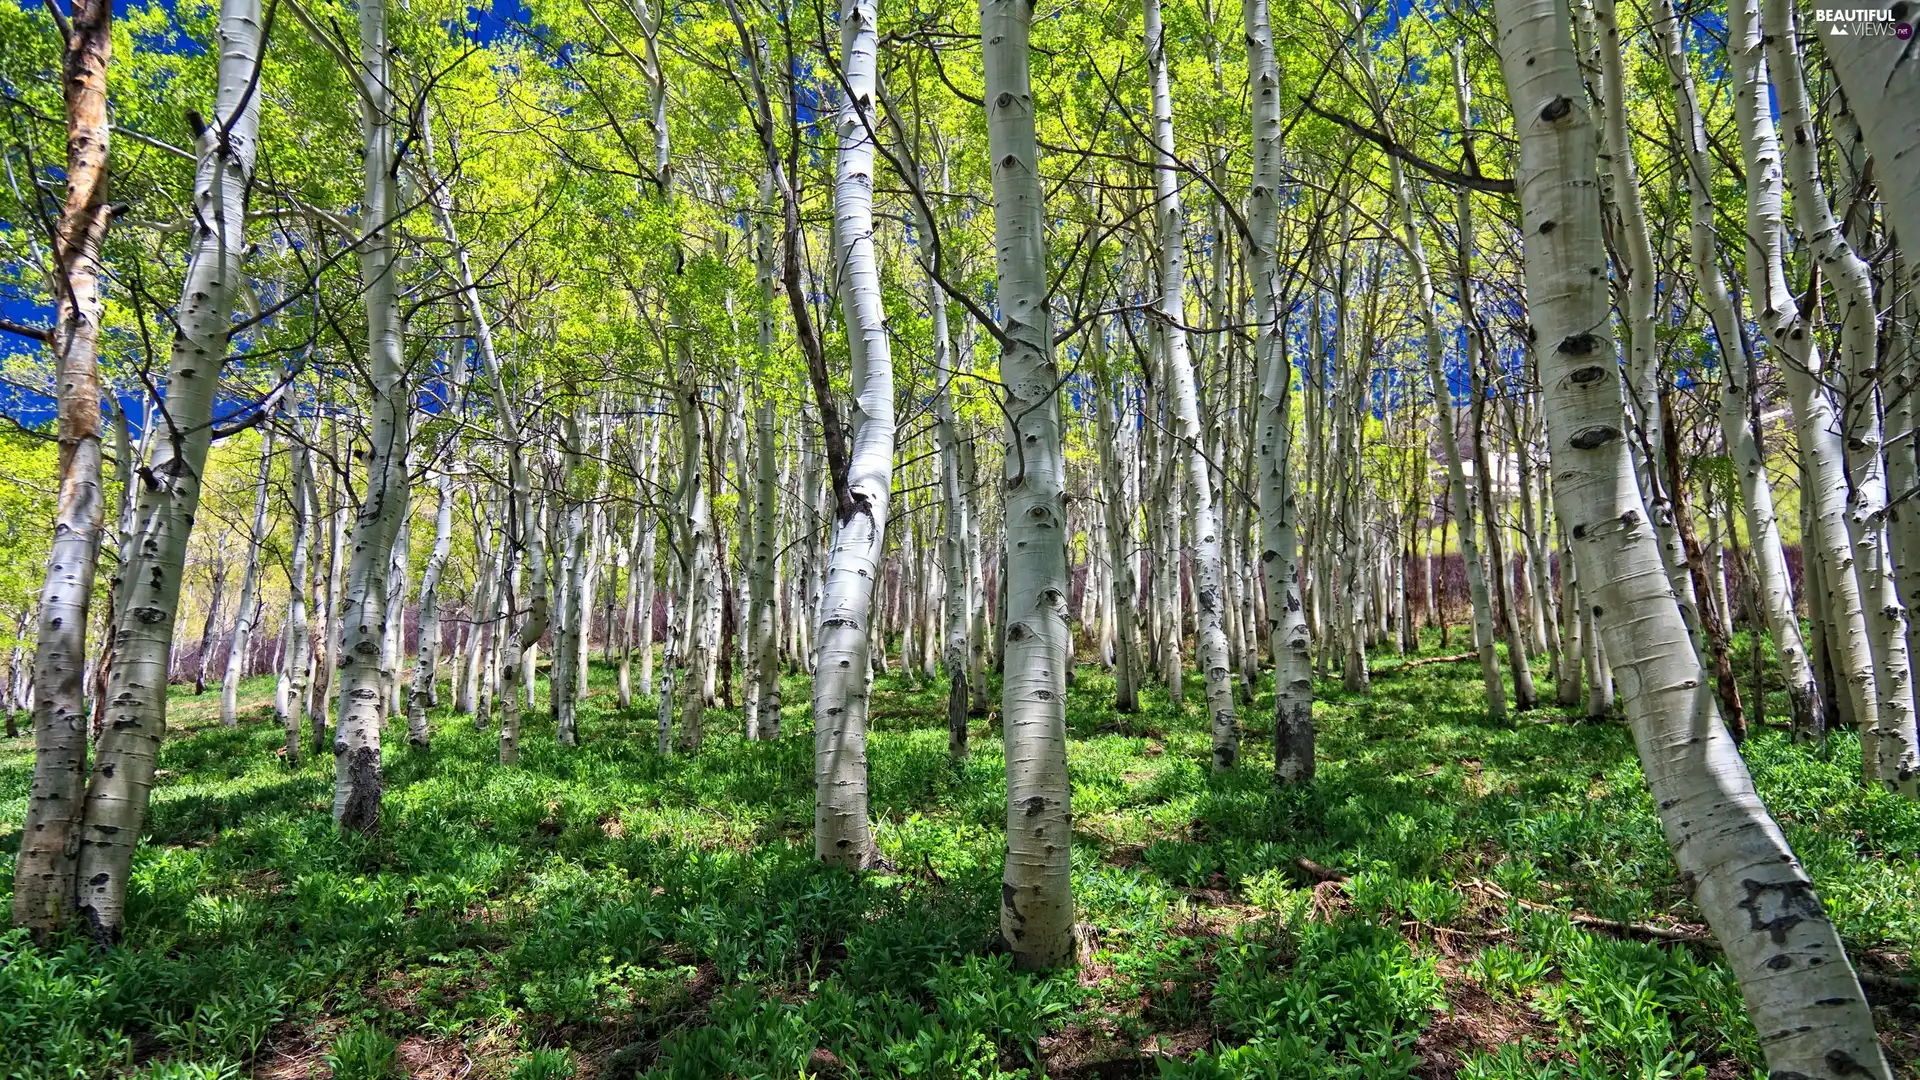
[1,633,1916,1079]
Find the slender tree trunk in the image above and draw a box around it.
[1145,0,1235,767]
[931,224,977,747]
[1760,0,1916,794]
[284,435,314,763]
[1247,0,1311,782]
[1092,348,1139,715]
[221,432,275,726]
[1725,0,1881,762]
[73,0,261,938]
[13,0,113,933]
[749,401,782,738]
[330,0,410,831]
[193,539,230,694]
[1493,0,1891,1070]
[812,0,895,868]
[1652,0,1821,737]
[983,0,1075,969]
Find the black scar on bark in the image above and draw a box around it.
[1737,878,1826,945]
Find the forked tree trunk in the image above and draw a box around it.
[983,0,1075,970]
[73,0,262,939]
[12,0,113,934]
[1493,0,1891,1071]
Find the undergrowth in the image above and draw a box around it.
[1,631,1915,1079]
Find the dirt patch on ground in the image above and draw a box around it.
[1411,960,1558,1079]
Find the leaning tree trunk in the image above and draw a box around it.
[1492,0,1892,1071]
[1822,31,1920,304]
[1651,0,1821,738]
[221,431,276,726]
[13,0,113,934]
[72,0,261,940]
[983,0,1075,970]
[814,0,895,868]
[1145,0,1236,769]
[331,0,411,831]
[407,440,458,746]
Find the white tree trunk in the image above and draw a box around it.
[283,435,315,762]
[13,0,111,930]
[748,401,782,738]
[1494,0,1892,1071]
[330,0,411,831]
[814,0,894,868]
[221,431,275,727]
[1247,0,1311,782]
[73,0,261,937]
[983,0,1075,969]
[931,243,975,749]
[1760,0,1917,793]
[1652,0,1821,736]
[1145,0,1236,768]
[1726,0,1880,755]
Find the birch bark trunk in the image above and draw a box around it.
[283,435,315,763]
[1247,0,1311,782]
[73,0,262,937]
[1760,0,1917,794]
[813,0,895,868]
[1494,0,1892,1069]
[1726,0,1881,761]
[1146,0,1235,766]
[983,0,1075,968]
[221,432,275,726]
[1652,0,1821,737]
[13,0,112,927]
[330,0,412,830]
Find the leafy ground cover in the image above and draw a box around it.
[2,635,1917,1079]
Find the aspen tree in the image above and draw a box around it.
[1493,0,1892,1069]
[982,0,1075,969]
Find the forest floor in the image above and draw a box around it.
[3,634,1919,1080]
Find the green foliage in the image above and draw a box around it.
[0,638,1914,1078]
[326,1023,400,1080]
